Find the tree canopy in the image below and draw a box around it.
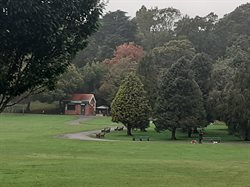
[138,39,196,108]
[73,10,137,67]
[0,0,103,112]
[154,58,207,140]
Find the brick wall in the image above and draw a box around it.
[65,104,95,116]
[85,105,95,116]
[65,104,81,115]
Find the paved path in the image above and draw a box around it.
[62,116,117,141]
[67,115,94,125]
[62,129,116,141]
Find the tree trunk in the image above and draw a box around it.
[59,100,63,114]
[193,127,198,133]
[25,101,31,113]
[127,125,132,136]
[0,97,12,113]
[171,127,177,140]
[188,128,192,138]
[0,107,5,113]
[244,129,250,141]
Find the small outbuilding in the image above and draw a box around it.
[63,94,96,116]
[96,105,109,116]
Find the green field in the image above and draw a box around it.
[0,114,249,187]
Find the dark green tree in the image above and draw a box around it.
[135,6,181,51]
[111,74,151,136]
[73,10,137,67]
[208,35,250,140]
[175,13,218,58]
[138,39,196,109]
[154,58,207,140]
[35,64,83,102]
[207,58,234,121]
[80,62,107,93]
[191,53,213,121]
[225,50,250,140]
[0,0,103,113]
[212,3,250,58]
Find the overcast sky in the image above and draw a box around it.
[105,0,249,18]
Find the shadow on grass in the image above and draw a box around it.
[106,122,245,143]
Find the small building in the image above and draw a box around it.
[96,105,110,116]
[63,94,96,116]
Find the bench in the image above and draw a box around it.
[101,127,111,133]
[114,126,124,131]
[132,136,150,141]
[96,132,105,138]
[203,137,221,143]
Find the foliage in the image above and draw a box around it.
[191,53,213,97]
[111,74,151,135]
[138,39,196,108]
[207,59,234,121]
[0,0,103,112]
[34,64,83,104]
[99,43,144,105]
[224,50,250,140]
[73,10,137,67]
[104,42,144,64]
[191,53,213,121]
[80,62,107,93]
[135,6,181,51]
[212,3,250,57]
[208,35,250,140]
[154,58,207,140]
[175,13,218,58]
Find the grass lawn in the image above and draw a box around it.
[0,114,249,187]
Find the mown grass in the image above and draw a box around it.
[106,121,242,142]
[0,114,249,187]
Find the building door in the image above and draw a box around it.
[81,105,85,115]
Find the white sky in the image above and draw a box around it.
[105,0,249,18]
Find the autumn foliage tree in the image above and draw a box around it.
[99,43,145,105]
[104,42,144,64]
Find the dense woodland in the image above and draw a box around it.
[30,3,250,140]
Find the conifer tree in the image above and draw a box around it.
[154,58,207,140]
[111,74,151,136]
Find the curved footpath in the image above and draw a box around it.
[62,116,250,144]
[62,116,116,141]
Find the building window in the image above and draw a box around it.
[67,104,75,111]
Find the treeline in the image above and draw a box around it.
[39,4,250,140]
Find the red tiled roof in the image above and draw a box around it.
[65,94,94,101]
